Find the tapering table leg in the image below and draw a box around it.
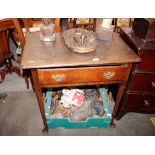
[31,69,48,133]
[110,64,133,127]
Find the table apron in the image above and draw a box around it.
[37,65,129,86]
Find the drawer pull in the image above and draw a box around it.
[144,100,150,107]
[103,72,115,79]
[151,82,155,87]
[52,74,65,81]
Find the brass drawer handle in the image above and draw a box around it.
[103,72,115,79]
[151,81,155,87]
[144,100,150,107]
[52,74,65,81]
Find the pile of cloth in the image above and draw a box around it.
[50,87,105,121]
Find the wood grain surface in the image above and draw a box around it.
[21,32,141,69]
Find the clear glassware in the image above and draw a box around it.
[40,18,55,41]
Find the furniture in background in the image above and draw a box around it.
[12,18,61,88]
[116,27,155,119]
[28,18,61,32]
[67,18,96,32]
[20,30,140,132]
[0,44,7,98]
[0,19,21,82]
[132,18,155,42]
[0,49,4,66]
[114,18,133,32]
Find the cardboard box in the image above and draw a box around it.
[44,87,112,129]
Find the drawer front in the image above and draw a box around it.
[125,93,155,110]
[129,73,155,93]
[38,66,127,85]
[136,51,155,73]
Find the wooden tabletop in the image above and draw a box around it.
[21,31,141,69]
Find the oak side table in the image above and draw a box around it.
[21,31,140,132]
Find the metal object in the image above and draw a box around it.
[52,74,64,81]
[151,81,155,87]
[144,100,150,106]
[103,72,115,79]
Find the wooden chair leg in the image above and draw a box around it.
[24,76,29,89]
[23,73,34,90]
[30,75,35,91]
[9,30,18,48]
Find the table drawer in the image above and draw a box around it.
[38,66,127,86]
[125,93,155,110]
[136,51,155,73]
[129,73,155,93]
